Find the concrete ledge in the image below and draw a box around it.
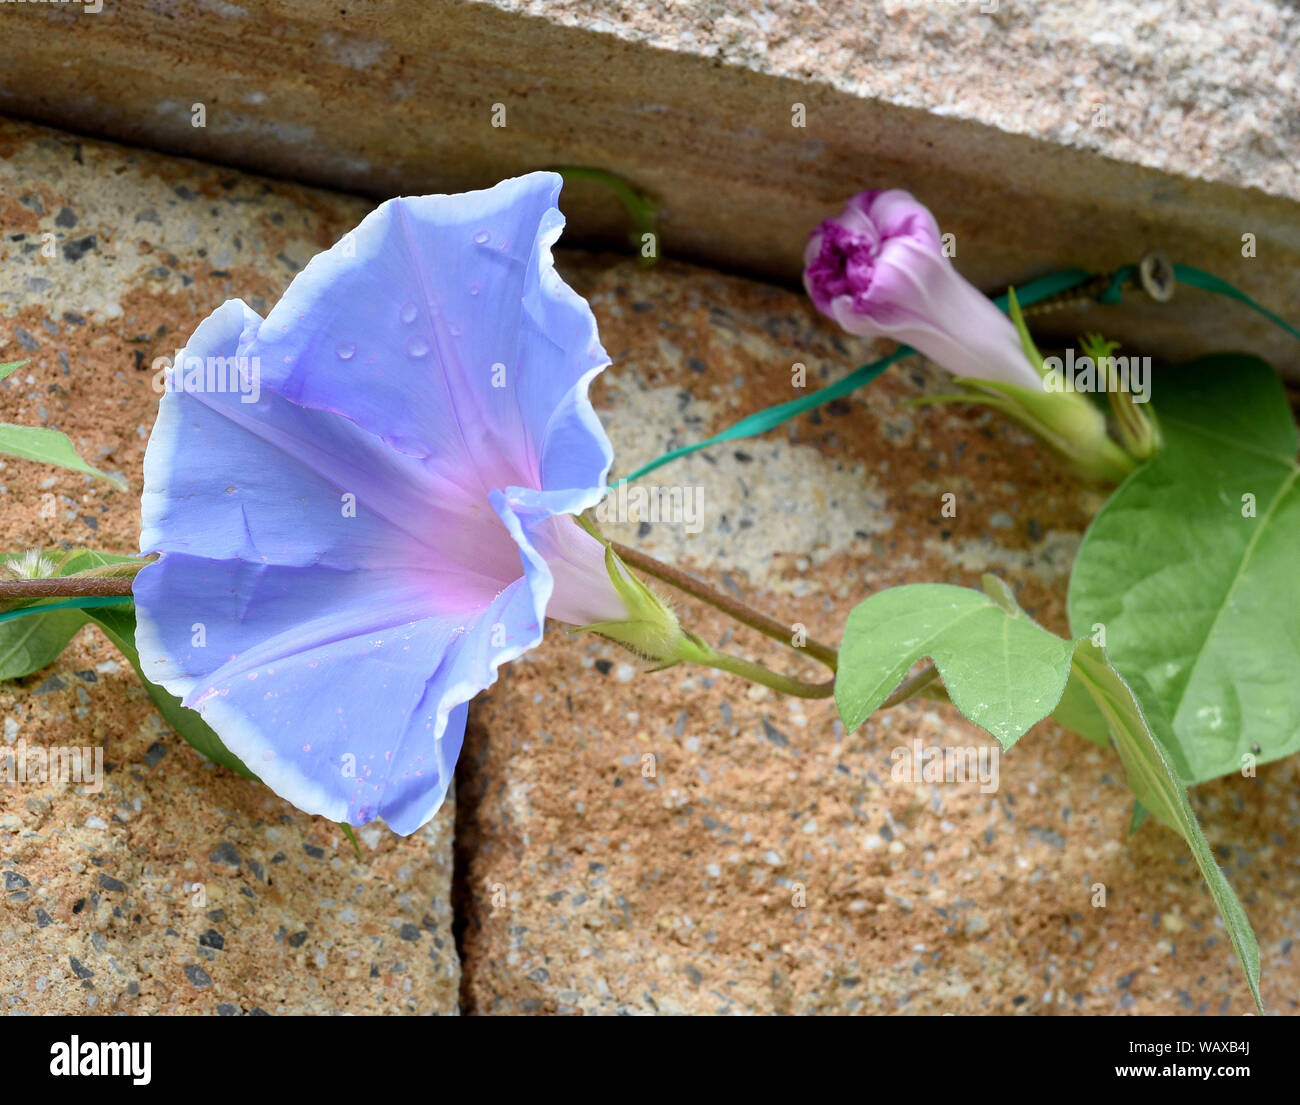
[1,1,1297,373]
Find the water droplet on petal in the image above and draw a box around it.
[399,302,418,325]
[448,323,462,337]
[468,282,481,296]
[406,336,429,358]
[473,230,490,244]
[335,341,356,361]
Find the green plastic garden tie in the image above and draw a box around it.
[1098,262,1300,341]
[0,595,133,624]
[622,263,1299,486]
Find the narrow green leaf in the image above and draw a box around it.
[1129,801,1149,836]
[1069,354,1299,783]
[1005,286,1046,376]
[1071,641,1261,1011]
[0,359,28,382]
[0,423,127,491]
[0,596,133,624]
[340,823,363,860]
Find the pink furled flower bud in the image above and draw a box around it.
[803,190,1041,390]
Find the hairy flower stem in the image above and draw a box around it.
[0,576,137,598]
[3,543,937,708]
[0,554,152,606]
[2,541,939,708]
[606,540,839,672]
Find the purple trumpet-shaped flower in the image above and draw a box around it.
[134,173,634,835]
[803,190,1042,390]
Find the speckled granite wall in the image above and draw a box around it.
[2,0,1298,375]
[495,0,1300,201]
[0,121,458,1015]
[1,119,1296,1018]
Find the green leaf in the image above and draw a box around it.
[56,549,141,575]
[83,605,257,780]
[0,550,106,676]
[0,359,28,382]
[1129,801,1149,835]
[1071,640,1261,1011]
[0,550,142,629]
[835,582,1074,747]
[0,607,88,680]
[1005,286,1047,376]
[836,578,1262,1009]
[0,547,253,776]
[1,548,139,579]
[1068,354,1299,784]
[340,822,363,860]
[0,423,127,491]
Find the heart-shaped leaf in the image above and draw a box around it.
[1068,355,1299,784]
[836,581,1073,747]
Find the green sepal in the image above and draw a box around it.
[569,546,686,668]
[931,374,1135,485]
[1006,286,1048,378]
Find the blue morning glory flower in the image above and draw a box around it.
[134,173,634,835]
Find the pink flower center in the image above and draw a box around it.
[806,219,885,313]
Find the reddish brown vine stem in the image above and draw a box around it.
[0,577,136,598]
[607,540,943,707]
[606,540,838,672]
